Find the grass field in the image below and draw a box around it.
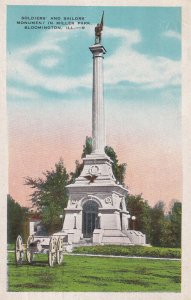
[8,252,181,292]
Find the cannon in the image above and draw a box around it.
[15,234,65,267]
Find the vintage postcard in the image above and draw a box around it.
[0,0,191,299]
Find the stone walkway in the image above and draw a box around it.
[66,253,180,261]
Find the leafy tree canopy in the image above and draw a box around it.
[125,194,152,241]
[7,194,27,243]
[168,200,182,248]
[150,201,166,246]
[25,158,69,234]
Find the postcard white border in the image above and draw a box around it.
[1,0,191,299]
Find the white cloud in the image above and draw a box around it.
[104,26,141,45]
[7,87,39,99]
[40,57,59,68]
[163,30,181,40]
[104,45,180,89]
[7,25,181,97]
[7,27,93,94]
[7,51,92,93]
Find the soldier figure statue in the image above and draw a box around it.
[95,11,104,44]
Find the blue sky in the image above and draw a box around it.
[7,5,181,102]
[7,5,182,207]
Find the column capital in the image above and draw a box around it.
[89,44,107,55]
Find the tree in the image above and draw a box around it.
[7,194,27,243]
[125,194,152,242]
[149,200,182,248]
[150,201,166,246]
[70,136,92,183]
[25,158,69,234]
[159,216,175,248]
[70,136,126,185]
[105,146,126,186]
[82,136,92,158]
[170,201,181,247]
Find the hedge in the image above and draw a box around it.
[73,245,181,259]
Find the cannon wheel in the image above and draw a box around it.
[56,237,64,265]
[26,235,34,264]
[48,237,57,267]
[15,235,24,265]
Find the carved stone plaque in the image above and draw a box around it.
[108,166,115,180]
[89,165,100,175]
[105,196,112,204]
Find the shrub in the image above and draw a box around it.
[73,245,181,259]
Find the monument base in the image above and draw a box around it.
[53,229,145,246]
[59,152,146,246]
[101,229,131,245]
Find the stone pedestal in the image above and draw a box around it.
[61,152,132,245]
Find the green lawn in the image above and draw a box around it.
[7,244,17,251]
[8,252,181,292]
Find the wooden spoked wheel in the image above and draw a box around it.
[56,237,64,265]
[26,235,34,264]
[15,235,24,265]
[48,237,57,267]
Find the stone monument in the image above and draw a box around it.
[59,14,146,245]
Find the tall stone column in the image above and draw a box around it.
[89,44,106,154]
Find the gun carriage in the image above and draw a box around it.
[15,234,66,267]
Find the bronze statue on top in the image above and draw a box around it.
[95,11,104,44]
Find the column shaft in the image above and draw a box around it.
[90,44,106,154]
